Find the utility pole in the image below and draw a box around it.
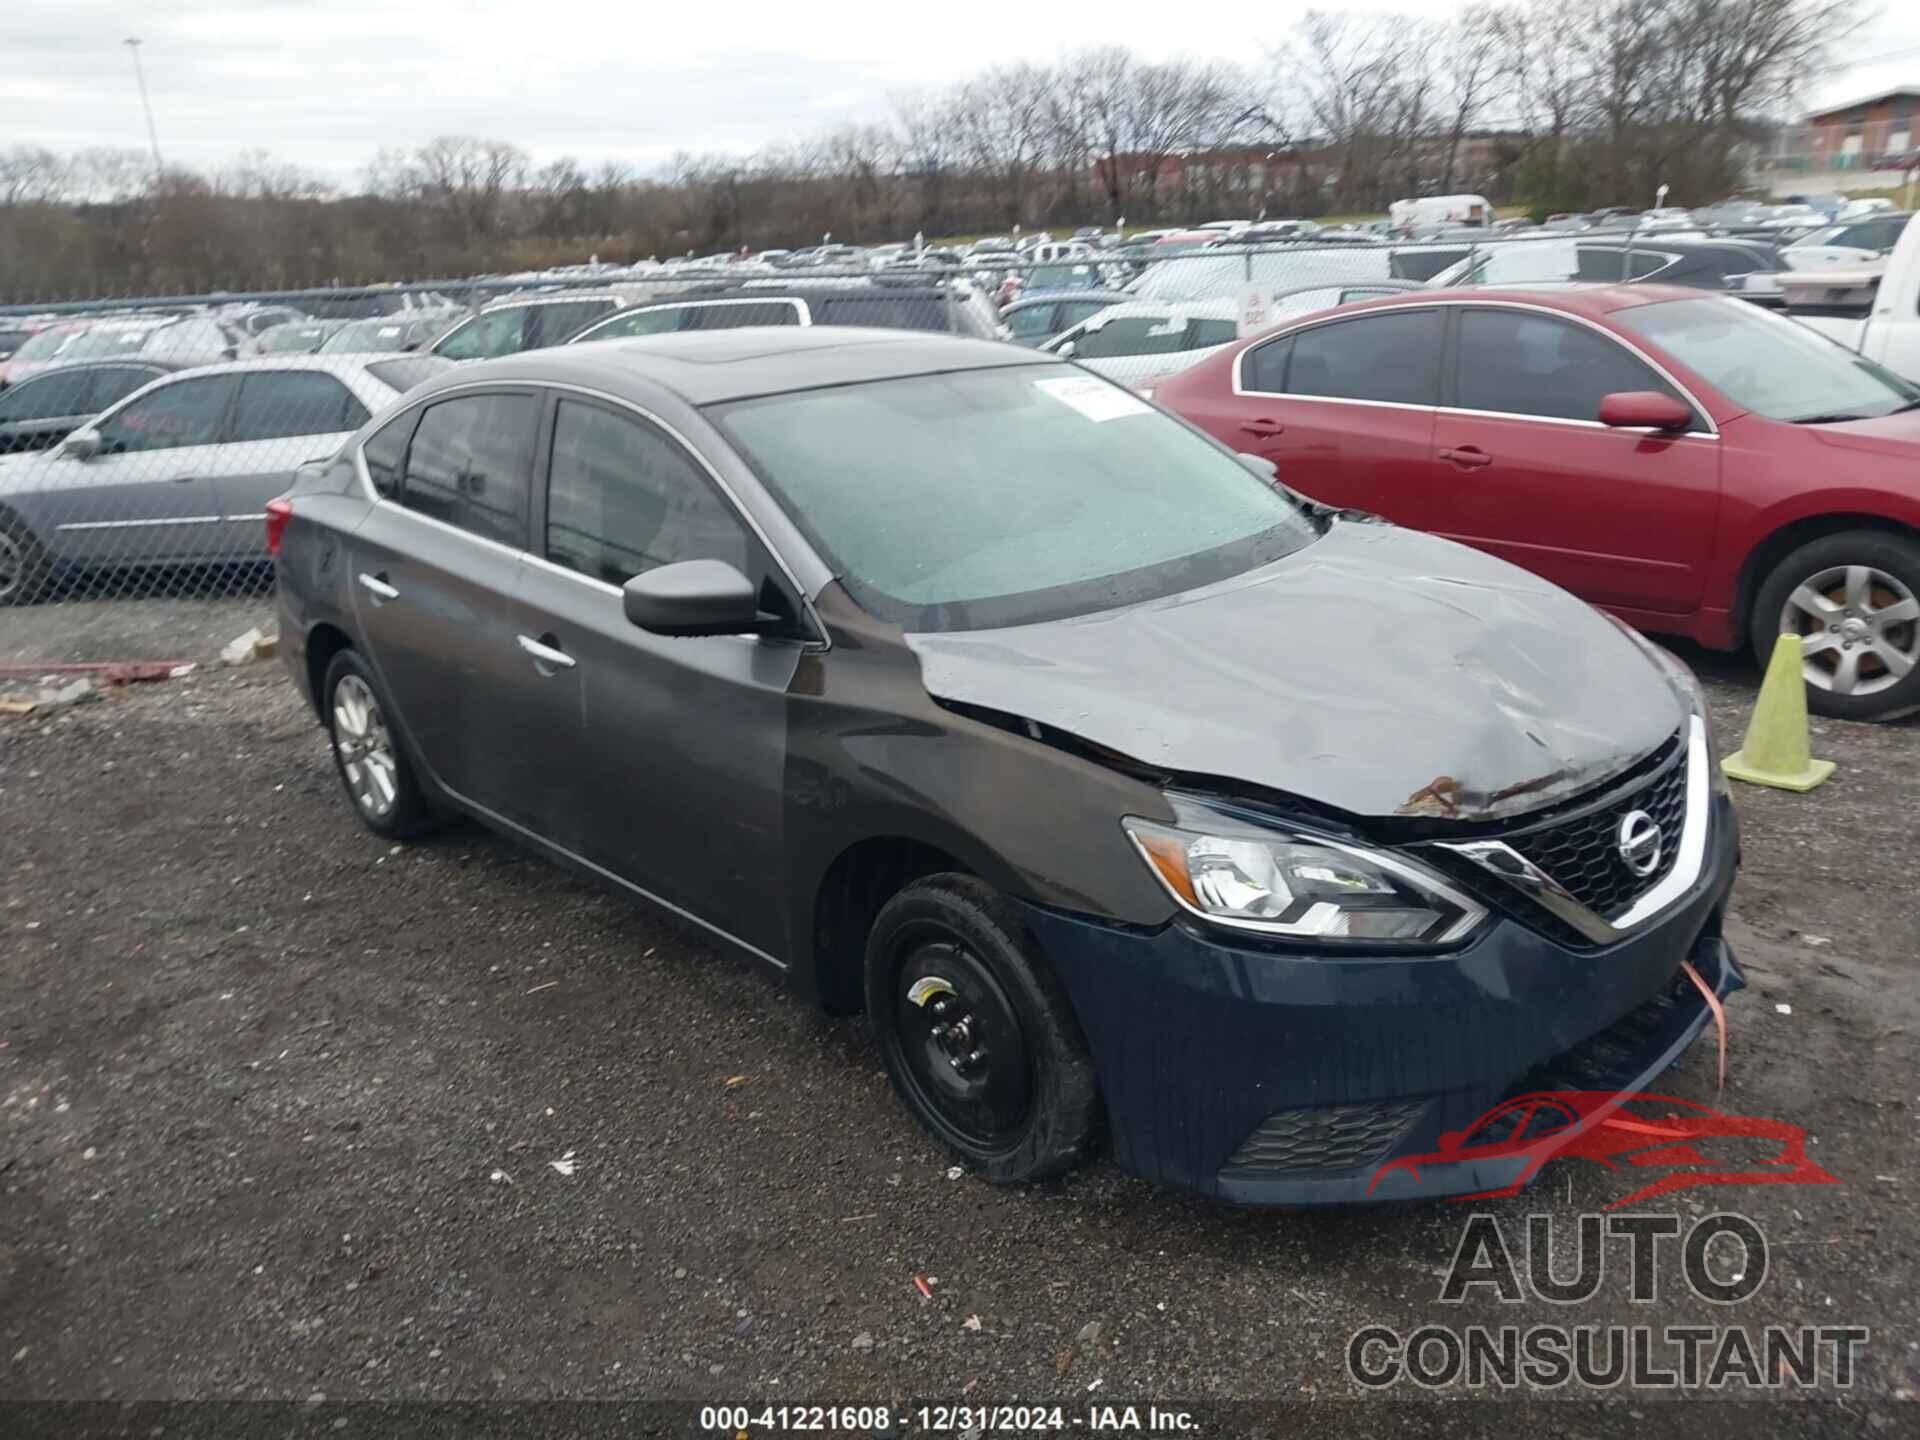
[124,38,163,176]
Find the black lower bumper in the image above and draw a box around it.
[1017,793,1742,1206]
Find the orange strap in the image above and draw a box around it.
[1679,959,1727,1091]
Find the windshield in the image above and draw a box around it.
[1129,249,1389,301]
[10,327,80,362]
[62,327,160,359]
[710,363,1317,631]
[1615,296,1920,422]
[321,319,406,352]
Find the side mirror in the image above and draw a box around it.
[1597,390,1692,431]
[1237,453,1278,481]
[1056,340,1077,359]
[62,429,101,461]
[623,559,767,637]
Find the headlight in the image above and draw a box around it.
[1123,804,1487,945]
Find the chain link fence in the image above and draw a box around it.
[0,227,1756,645]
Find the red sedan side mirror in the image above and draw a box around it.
[1598,390,1693,431]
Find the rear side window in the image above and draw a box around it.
[229,372,369,441]
[362,410,415,499]
[814,295,949,332]
[1243,336,1291,392]
[578,306,690,341]
[690,301,803,329]
[85,367,162,412]
[1005,303,1059,340]
[1454,309,1684,423]
[1284,311,1442,405]
[529,300,617,346]
[402,393,537,547]
[0,368,95,421]
[544,399,748,585]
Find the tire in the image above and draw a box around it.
[1751,530,1920,722]
[321,649,436,838]
[0,512,53,607]
[865,874,1100,1184]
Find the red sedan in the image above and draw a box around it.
[1153,285,1920,720]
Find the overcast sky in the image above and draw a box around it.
[4,0,1917,185]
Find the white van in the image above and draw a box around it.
[1389,194,1493,233]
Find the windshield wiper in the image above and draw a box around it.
[1790,412,1872,424]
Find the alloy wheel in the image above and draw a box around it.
[333,673,399,820]
[1780,564,1919,698]
[0,530,22,602]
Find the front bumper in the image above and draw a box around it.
[1018,792,1741,1205]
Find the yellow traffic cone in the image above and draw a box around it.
[1721,633,1835,792]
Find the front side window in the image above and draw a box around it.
[229,372,369,441]
[1005,303,1059,340]
[711,363,1317,631]
[1284,311,1442,406]
[545,400,748,586]
[1615,295,1920,422]
[401,392,537,545]
[1454,309,1684,423]
[434,308,528,360]
[95,375,239,453]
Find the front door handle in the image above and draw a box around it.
[1238,417,1285,438]
[516,633,576,673]
[357,572,399,603]
[1438,446,1492,469]
[169,473,198,484]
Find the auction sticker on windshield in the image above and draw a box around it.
[1033,374,1151,422]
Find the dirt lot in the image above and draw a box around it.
[1,626,1916,1433]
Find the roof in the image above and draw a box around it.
[429,328,1049,406]
[1807,85,1920,121]
[1322,283,1711,323]
[158,355,433,381]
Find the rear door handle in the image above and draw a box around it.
[357,572,399,603]
[516,634,576,672]
[1438,446,1492,469]
[1238,417,1285,438]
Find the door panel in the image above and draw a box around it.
[513,396,795,958]
[1431,307,1721,612]
[514,564,796,959]
[1226,310,1445,527]
[348,507,534,821]
[40,445,224,564]
[1427,415,1720,611]
[349,390,546,825]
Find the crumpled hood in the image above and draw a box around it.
[907,521,1681,821]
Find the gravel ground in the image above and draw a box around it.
[0,635,1916,1433]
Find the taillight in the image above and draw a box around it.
[264,497,293,556]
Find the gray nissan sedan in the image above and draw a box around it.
[272,328,1741,1205]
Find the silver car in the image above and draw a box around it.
[0,355,450,604]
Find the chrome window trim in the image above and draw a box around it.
[56,515,223,531]
[1230,298,1721,438]
[1436,715,1710,946]
[349,378,829,649]
[569,296,812,345]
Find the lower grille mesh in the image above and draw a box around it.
[1221,1098,1428,1176]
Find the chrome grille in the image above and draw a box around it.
[1503,747,1688,921]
